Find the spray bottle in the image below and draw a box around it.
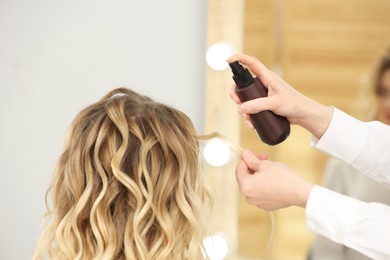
[229,61,290,145]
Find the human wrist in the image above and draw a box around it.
[296,99,333,139]
[294,181,314,208]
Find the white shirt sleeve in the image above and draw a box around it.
[311,107,390,188]
[307,107,390,259]
[306,185,390,260]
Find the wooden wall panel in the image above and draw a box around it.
[238,1,276,259]
[205,1,244,259]
[283,0,390,112]
[243,0,276,67]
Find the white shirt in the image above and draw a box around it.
[307,108,390,260]
[310,158,390,260]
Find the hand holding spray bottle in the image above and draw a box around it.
[229,61,290,145]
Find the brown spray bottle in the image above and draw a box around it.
[229,61,290,145]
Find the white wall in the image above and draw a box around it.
[0,0,207,258]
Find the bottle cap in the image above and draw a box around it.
[229,61,254,87]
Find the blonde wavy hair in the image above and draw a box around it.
[33,87,212,259]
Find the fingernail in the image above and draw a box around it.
[245,120,253,129]
[238,106,245,117]
[242,150,252,159]
[239,103,245,112]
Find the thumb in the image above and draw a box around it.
[242,150,263,172]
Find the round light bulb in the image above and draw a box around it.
[206,43,234,71]
[203,139,231,167]
[203,234,229,260]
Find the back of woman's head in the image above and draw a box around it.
[34,87,211,260]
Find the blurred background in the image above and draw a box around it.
[1,0,390,259]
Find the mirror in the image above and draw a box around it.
[206,0,390,259]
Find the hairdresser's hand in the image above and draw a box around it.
[236,150,313,211]
[227,53,333,139]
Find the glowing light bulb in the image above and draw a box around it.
[206,43,234,71]
[203,234,229,260]
[203,139,231,167]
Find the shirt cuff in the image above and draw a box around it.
[310,107,369,164]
